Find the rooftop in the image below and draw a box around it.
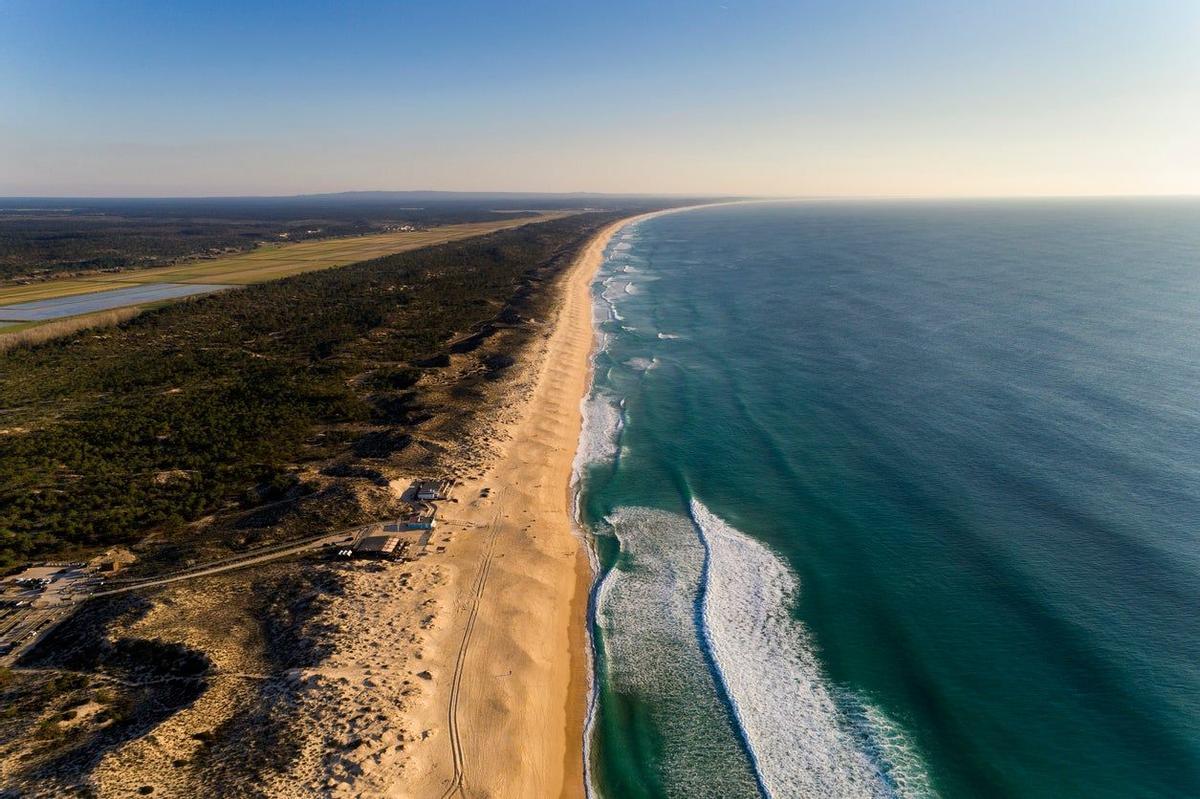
[354,534,401,554]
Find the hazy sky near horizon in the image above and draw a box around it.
[2,0,1198,197]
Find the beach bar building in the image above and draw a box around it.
[352,533,404,560]
[415,481,442,501]
[401,510,436,530]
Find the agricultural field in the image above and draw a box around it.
[0,213,568,313]
[90,213,571,285]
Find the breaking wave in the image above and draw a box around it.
[596,284,624,323]
[691,499,936,799]
[587,501,936,799]
[593,507,762,798]
[573,394,625,477]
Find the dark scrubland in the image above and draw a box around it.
[0,211,622,570]
[0,213,343,281]
[1,594,211,795]
[1,565,348,796]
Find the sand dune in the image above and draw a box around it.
[246,216,628,798]
[393,217,627,798]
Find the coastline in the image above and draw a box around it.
[570,206,723,799]
[447,197,1200,799]
[396,213,639,797]
[255,207,725,798]
[422,208,727,797]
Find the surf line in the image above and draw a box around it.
[687,490,773,799]
[576,226,634,799]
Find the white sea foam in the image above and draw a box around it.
[594,507,762,798]
[572,394,624,476]
[596,273,634,323]
[594,329,611,354]
[691,499,936,799]
[601,279,629,299]
[841,695,938,799]
[657,332,682,340]
[574,259,627,482]
[594,284,624,323]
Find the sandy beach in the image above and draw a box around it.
[72,208,723,799]
[401,216,624,798]
[0,211,677,799]
[234,214,636,798]
[397,208,719,798]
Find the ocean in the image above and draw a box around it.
[574,200,1200,799]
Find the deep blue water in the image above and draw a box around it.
[577,200,1200,799]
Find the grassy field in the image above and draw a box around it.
[0,213,568,307]
[0,279,134,304]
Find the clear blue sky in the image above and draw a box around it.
[1,0,1197,196]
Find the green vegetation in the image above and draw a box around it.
[0,213,616,568]
[0,193,675,282]
[0,202,542,281]
[40,673,89,699]
[5,593,211,785]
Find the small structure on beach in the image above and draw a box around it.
[410,478,453,501]
[415,481,443,501]
[399,509,437,530]
[382,511,435,532]
[352,534,405,560]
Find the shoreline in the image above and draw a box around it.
[554,217,632,798]
[394,212,642,798]
[278,205,729,798]
[570,204,737,798]
[565,201,934,799]
[420,206,722,797]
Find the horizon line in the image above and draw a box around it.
[1,190,1199,203]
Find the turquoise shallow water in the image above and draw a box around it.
[576,200,1200,799]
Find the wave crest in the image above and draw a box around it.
[691,499,935,799]
[593,507,763,797]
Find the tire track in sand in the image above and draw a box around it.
[440,496,505,799]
